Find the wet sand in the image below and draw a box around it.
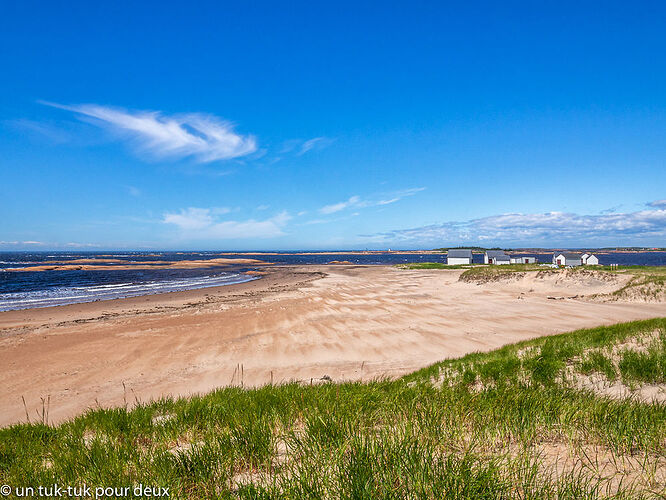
[0,265,664,426]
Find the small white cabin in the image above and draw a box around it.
[510,256,537,264]
[447,249,473,265]
[485,250,510,265]
[582,254,599,265]
[553,253,582,267]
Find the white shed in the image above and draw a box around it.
[485,250,510,265]
[582,254,599,265]
[553,253,582,267]
[447,249,473,265]
[510,256,537,264]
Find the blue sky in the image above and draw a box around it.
[1,1,665,250]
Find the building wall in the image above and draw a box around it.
[448,257,471,265]
[586,255,599,265]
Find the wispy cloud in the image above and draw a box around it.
[163,207,290,239]
[0,240,101,249]
[279,137,334,156]
[0,240,45,246]
[319,187,425,214]
[41,101,257,162]
[647,199,666,208]
[297,137,334,155]
[320,196,361,214]
[364,205,666,245]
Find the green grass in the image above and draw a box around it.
[458,263,547,282]
[1,319,666,498]
[605,273,666,301]
[578,350,618,381]
[395,262,476,270]
[618,332,666,385]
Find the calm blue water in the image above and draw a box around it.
[1,251,665,312]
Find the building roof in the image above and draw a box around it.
[494,254,511,261]
[448,249,473,258]
[485,250,507,257]
[554,252,582,259]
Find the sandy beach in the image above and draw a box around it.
[0,265,664,427]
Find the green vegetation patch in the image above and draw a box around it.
[618,333,666,385]
[396,262,475,270]
[459,263,547,282]
[578,350,617,381]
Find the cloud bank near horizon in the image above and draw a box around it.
[364,204,666,246]
[42,101,257,162]
[3,202,665,249]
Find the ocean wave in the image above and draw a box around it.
[0,273,257,312]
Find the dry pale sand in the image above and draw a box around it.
[0,265,664,426]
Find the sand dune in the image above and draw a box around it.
[0,265,663,426]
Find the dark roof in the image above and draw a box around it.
[494,254,511,261]
[485,250,507,258]
[448,249,473,258]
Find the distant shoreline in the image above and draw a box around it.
[2,249,665,256]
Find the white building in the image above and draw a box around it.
[485,250,510,265]
[510,256,537,264]
[582,253,599,265]
[553,253,582,267]
[447,249,473,265]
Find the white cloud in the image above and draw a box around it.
[320,195,361,214]
[42,101,257,162]
[0,240,100,249]
[163,208,290,239]
[319,187,425,214]
[298,137,334,155]
[279,137,333,156]
[163,207,214,230]
[64,242,101,248]
[647,199,666,208]
[0,240,45,247]
[365,206,666,245]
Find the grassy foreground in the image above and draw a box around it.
[1,319,666,498]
